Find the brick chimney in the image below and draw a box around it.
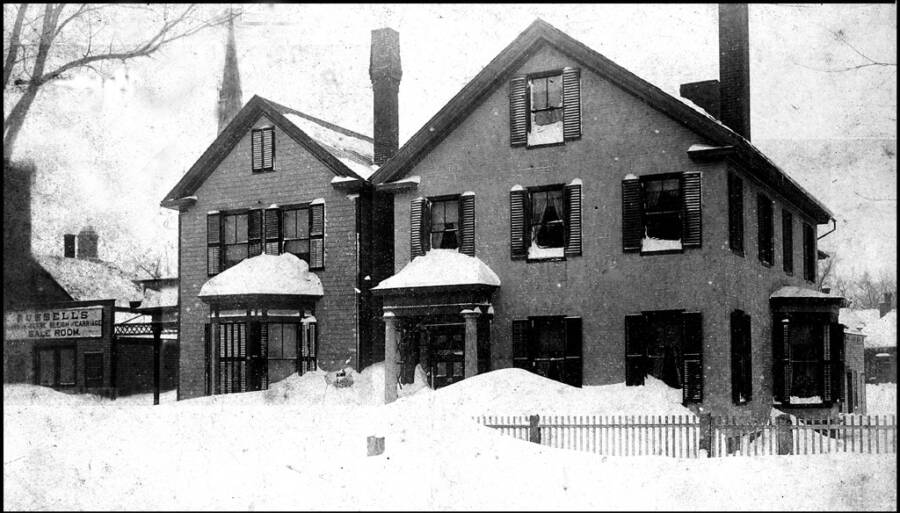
[879,292,893,318]
[719,3,751,139]
[679,79,721,118]
[3,160,35,258]
[369,28,402,166]
[64,234,76,258]
[76,226,99,259]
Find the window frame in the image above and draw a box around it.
[428,194,462,251]
[251,126,275,173]
[640,172,684,254]
[281,205,312,262]
[512,315,582,387]
[526,69,566,149]
[756,193,774,267]
[222,211,250,270]
[775,314,840,407]
[526,184,568,262]
[34,345,77,388]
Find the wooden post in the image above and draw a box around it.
[383,311,399,404]
[152,318,162,406]
[775,413,793,455]
[529,414,541,444]
[699,413,712,457]
[461,308,480,379]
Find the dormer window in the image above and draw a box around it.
[509,68,581,147]
[251,127,275,172]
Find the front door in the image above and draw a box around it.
[427,324,465,389]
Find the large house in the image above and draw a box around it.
[160,20,396,399]
[371,7,845,419]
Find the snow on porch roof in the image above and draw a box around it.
[770,286,845,301]
[373,249,501,291]
[199,253,323,299]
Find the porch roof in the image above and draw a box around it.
[769,286,848,308]
[199,253,323,303]
[372,249,501,293]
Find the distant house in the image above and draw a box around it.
[159,21,396,399]
[371,9,845,419]
[864,296,897,384]
[839,314,867,414]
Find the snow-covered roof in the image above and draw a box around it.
[770,286,845,301]
[373,249,501,290]
[864,310,896,349]
[279,111,375,179]
[839,308,881,333]
[199,253,323,299]
[34,255,143,308]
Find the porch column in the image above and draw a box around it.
[383,311,399,404]
[210,306,219,395]
[461,308,480,378]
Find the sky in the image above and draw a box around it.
[6,3,897,280]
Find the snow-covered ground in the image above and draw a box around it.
[4,367,896,510]
[867,383,897,415]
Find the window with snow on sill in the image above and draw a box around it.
[641,236,682,252]
[789,395,823,405]
[527,119,563,146]
[528,240,564,260]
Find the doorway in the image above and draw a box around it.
[426,323,465,389]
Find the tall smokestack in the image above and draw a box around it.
[718,4,751,139]
[369,28,402,166]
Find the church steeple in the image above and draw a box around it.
[217,10,243,134]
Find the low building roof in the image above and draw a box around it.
[34,255,143,308]
[199,253,323,300]
[373,249,501,291]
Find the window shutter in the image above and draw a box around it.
[562,67,581,140]
[511,319,530,370]
[742,312,752,402]
[251,130,263,170]
[681,171,702,248]
[310,203,325,269]
[830,322,844,404]
[509,77,528,146]
[207,213,221,275]
[681,311,703,404]
[802,223,814,282]
[781,318,792,401]
[248,210,263,257]
[207,213,221,244]
[782,210,793,274]
[624,314,645,386]
[564,180,583,257]
[621,178,642,252]
[509,188,528,260]
[728,173,744,254]
[264,208,282,254]
[262,128,274,169]
[730,310,743,404]
[564,316,583,387]
[410,197,427,259]
[459,193,476,257]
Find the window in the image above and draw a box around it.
[509,68,581,147]
[782,210,793,275]
[267,323,298,360]
[728,173,744,255]
[775,315,843,405]
[35,346,76,387]
[730,310,752,404]
[410,194,476,258]
[208,204,324,276]
[216,322,247,394]
[300,315,318,374]
[84,352,103,388]
[622,172,701,253]
[757,193,774,266]
[625,311,703,404]
[512,316,582,387]
[251,127,275,172]
[529,187,565,259]
[429,197,460,250]
[802,222,815,282]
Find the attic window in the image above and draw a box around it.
[528,73,564,146]
[509,68,581,147]
[251,127,275,172]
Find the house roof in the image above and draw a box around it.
[198,253,324,300]
[161,95,374,209]
[372,249,501,291]
[369,18,834,225]
[34,255,143,308]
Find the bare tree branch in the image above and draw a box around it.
[3,3,29,90]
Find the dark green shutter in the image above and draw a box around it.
[622,178,642,252]
[410,197,427,258]
[511,320,530,369]
[681,311,703,404]
[742,312,752,402]
[728,173,744,254]
[264,208,281,254]
[207,213,221,275]
[460,193,476,257]
[251,130,263,170]
[509,188,528,260]
[564,180,582,257]
[625,314,645,386]
[509,77,528,146]
[248,209,262,257]
[782,210,793,274]
[730,310,743,404]
[830,322,844,404]
[681,172,702,248]
[310,203,325,269]
[562,68,581,141]
[261,127,274,170]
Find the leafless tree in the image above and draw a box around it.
[3,4,237,158]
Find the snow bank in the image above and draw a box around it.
[373,249,501,290]
[199,253,323,298]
